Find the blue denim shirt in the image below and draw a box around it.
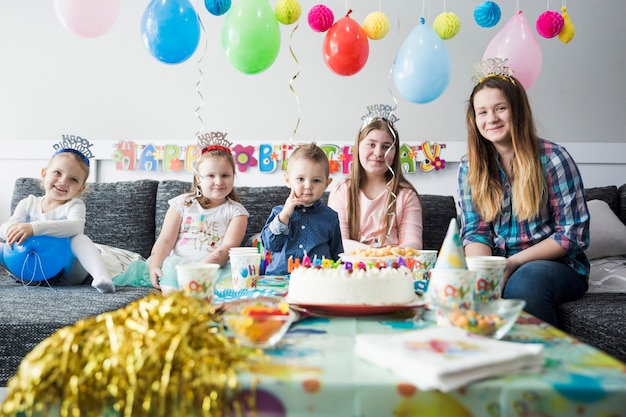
[261,199,344,276]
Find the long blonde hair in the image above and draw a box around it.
[344,118,420,242]
[465,76,546,222]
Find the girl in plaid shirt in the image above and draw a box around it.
[458,64,590,326]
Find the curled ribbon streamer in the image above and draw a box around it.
[194,1,208,141]
[288,24,301,144]
[377,66,400,248]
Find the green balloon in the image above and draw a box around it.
[222,0,281,74]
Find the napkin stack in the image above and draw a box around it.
[355,326,544,392]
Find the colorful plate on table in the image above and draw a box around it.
[214,288,277,304]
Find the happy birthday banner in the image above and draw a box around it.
[111,140,447,175]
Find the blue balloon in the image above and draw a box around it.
[392,22,451,104]
[141,0,201,64]
[3,236,72,282]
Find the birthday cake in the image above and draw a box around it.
[286,260,416,306]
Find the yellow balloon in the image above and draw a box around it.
[558,7,575,44]
[363,11,390,40]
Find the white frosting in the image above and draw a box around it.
[287,265,416,306]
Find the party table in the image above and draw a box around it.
[216,276,626,417]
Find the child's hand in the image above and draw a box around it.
[279,189,306,223]
[6,223,34,246]
[149,265,163,289]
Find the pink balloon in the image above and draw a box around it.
[54,0,120,38]
[483,11,543,89]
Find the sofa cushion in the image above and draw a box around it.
[155,182,297,248]
[620,184,626,225]
[585,200,626,260]
[588,256,626,293]
[10,178,159,259]
[557,292,626,362]
[155,180,193,238]
[584,185,620,218]
[154,183,456,252]
[95,243,145,278]
[421,195,457,250]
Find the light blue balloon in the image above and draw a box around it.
[141,0,201,65]
[393,22,451,104]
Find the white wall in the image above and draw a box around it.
[0,1,624,144]
[1,1,625,222]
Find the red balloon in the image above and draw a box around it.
[323,15,369,76]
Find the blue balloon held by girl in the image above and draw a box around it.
[3,236,72,283]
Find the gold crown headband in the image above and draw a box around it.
[360,104,400,131]
[471,58,516,85]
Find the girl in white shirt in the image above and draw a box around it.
[113,142,249,291]
[0,148,115,293]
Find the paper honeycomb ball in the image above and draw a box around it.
[474,1,501,28]
[204,0,231,16]
[536,10,564,38]
[308,4,334,32]
[433,11,461,40]
[276,0,301,25]
[362,11,390,40]
[557,7,575,44]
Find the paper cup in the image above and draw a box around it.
[466,256,506,302]
[412,250,438,294]
[175,263,220,303]
[229,248,261,291]
[427,268,477,309]
[427,268,477,326]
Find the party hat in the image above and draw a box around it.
[434,218,467,269]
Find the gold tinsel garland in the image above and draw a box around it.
[1,292,266,417]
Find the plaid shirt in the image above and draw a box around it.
[457,139,590,277]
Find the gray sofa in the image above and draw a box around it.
[1,178,624,386]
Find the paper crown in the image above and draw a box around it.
[471,58,515,85]
[52,135,94,167]
[197,132,232,156]
[434,218,468,269]
[360,104,400,130]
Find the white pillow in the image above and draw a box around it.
[588,256,626,293]
[585,200,626,260]
[95,243,145,278]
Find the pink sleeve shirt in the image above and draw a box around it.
[328,180,423,249]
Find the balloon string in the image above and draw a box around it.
[194,1,208,141]
[20,251,53,288]
[288,24,301,144]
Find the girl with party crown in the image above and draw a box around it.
[458,59,590,326]
[0,138,115,293]
[113,134,249,291]
[328,106,424,254]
